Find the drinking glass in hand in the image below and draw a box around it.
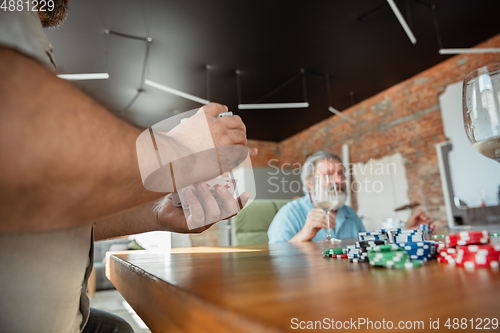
[463,63,500,163]
[311,175,339,243]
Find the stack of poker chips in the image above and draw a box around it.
[438,231,499,269]
[437,247,457,264]
[346,244,370,262]
[396,241,438,261]
[455,245,500,269]
[358,231,390,242]
[367,244,423,269]
[392,228,439,261]
[418,223,435,235]
[393,229,426,243]
[323,247,348,259]
[347,231,388,262]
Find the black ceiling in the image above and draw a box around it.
[46,0,500,142]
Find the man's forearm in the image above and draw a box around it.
[93,201,160,241]
[289,229,311,242]
[0,48,165,232]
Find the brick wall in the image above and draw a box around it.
[248,34,500,227]
[247,139,282,168]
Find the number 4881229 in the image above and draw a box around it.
[0,1,55,12]
[444,318,498,330]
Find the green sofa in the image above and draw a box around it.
[233,199,291,245]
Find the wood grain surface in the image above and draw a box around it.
[107,240,500,332]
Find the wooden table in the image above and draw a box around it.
[107,241,500,332]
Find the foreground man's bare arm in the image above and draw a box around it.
[0,48,164,232]
[93,190,252,241]
[0,47,249,233]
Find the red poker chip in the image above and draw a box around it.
[457,252,500,258]
[457,253,500,260]
[334,254,348,259]
[455,260,500,269]
[436,242,447,250]
[439,248,457,255]
[456,255,500,264]
[457,244,500,255]
[447,235,490,242]
[447,230,490,239]
[439,254,457,259]
[439,250,455,256]
[446,237,490,247]
[438,257,456,264]
[441,254,457,260]
[446,231,490,239]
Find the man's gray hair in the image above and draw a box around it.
[301,151,343,194]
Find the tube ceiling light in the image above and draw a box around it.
[387,0,417,44]
[439,48,500,55]
[57,73,109,80]
[238,102,309,110]
[145,79,210,105]
[328,107,356,124]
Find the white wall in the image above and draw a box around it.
[439,81,500,207]
[353,153,411,231]
[133,231,171,252]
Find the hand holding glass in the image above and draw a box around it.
[311,175,340,243]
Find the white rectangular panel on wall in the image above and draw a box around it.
[353,153,411,232]
[439,81,500,207]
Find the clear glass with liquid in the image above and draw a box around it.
[463,63,500,163]
[311,175,339,243]
[472,136,500,162]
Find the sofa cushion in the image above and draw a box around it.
[233,199,290,245]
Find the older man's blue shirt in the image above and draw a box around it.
[268,194,365,243]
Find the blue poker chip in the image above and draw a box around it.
[396,232,425,235]
[348,246,365,251]
[359,235,389,241]
[395,240,425,243]
[395,233,424,237]
[403,247,432,252]
[418,224,430,232]
[396,236,424,240]
[395,231,424,235]
[402,247,431,252]
[403,250,431,256]
[359,234,388,237]
[395,241,434,247]
[406,250,433,256]
[395,235,425,239]
[394,237,425,242]
[395,241,437,259]
[403,245,433,250]
[394,235,424,239]
[358,231,386,236]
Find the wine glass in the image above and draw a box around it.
[463,63,500,162]
[311,175,340,243]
